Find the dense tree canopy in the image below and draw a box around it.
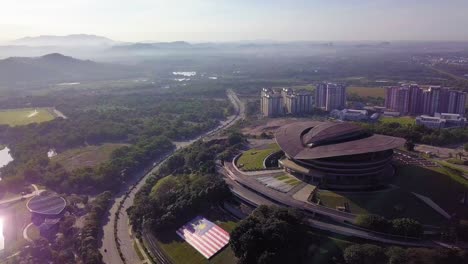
[230,205,308,264]
[355,215,423,238]
[344,244,387,264]
[360,122,468,146]
[128,173,230,233]
[344,244,468,264]
[128,134,244,236]
[0,88,230,193]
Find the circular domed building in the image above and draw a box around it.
[275,122,405,190]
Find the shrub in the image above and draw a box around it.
[391,218,423,237]
[355,214,391,233]
[344,244,387,264]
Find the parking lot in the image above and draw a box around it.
[393,151,438,167]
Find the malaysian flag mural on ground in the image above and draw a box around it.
[176,216,230,259]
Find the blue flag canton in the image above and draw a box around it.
[190,216,215,236]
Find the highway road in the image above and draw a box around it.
[99,89,245,264]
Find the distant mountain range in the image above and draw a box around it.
[11,34,119,47]
[112,41,193,50]
[0,53,139,88]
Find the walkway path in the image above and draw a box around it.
[23,223,34,242]
[52,108,67,119]
[412,192,451,219]
[0,184,42,206]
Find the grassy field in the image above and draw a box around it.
[51,143,128,171]
[380,116,415,125]
[156,220,238,264]
[394,165,468,220]
[317,187,446,225]
[0,108,56,126]
[26,224,40,241]
[347,86,385,98]
[290,85,316,91]
[0,200,31,253]
[236,143,281,171]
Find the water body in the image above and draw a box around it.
[0,147,14,181]
[0,147,13,169]
[174,78,190,82]
[57,82,80,86]
[173,71,197,77]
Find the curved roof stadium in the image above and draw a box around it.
[275,122,405,190]
[275,122,405,160]
[27,194,67,216]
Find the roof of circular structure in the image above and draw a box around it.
[27,194,67,215]
[275,121,406,160]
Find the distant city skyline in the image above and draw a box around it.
[2,0,468,43]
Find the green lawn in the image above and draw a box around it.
[380,116,415,125]
[394,165,468,220]
[274,174,302,186]
[436,161,468,186]
[236,143,281,171]
[317,187,446,225]
[156,220,238,264]
[347,86,385,98]
[0,108,55,126]
[51,143,128,171]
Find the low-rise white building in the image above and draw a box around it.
[382,111,401,117]
[331,109,368,121]
[416,113,466,129]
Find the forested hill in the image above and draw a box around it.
[0,53,139,88]
[0,86,231,194]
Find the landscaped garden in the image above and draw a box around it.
[236,143,281,171]
[394,165,468,220]
[275,174,301,186]
[316,187,446,226]
[314,161,468,226]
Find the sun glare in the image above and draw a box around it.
[0,217,4,251]
[0,217,5,250]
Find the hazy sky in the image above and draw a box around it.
[1,0,468,42]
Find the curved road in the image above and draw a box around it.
[99,89,244,264]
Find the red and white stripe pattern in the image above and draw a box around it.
[176,216,230,259]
